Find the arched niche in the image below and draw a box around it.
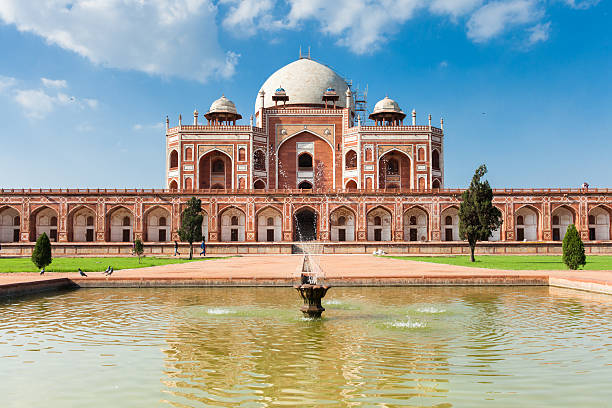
[440,206,459,241]
[330,207,356,242]
[257,207,282,242]
[367,207,392,241]
[403,207,428,241]
[220,207,245,242]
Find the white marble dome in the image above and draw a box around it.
[372,96,403,115]
[209,95,238,115]
[255,58,350,112]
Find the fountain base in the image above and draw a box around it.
[295,284,330,318]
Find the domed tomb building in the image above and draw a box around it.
[167,57,443,193]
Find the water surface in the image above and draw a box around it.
[1,287,611,407]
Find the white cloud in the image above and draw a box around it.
[11,80,97,119]
[561,0,600,9]
[429,0,483,17]
[14,89,59,119]
[41,78,67,88]
[219,0,594,51]
[0,0,238,83]
[527,21,550,44]
[439,60,449,68]
[283,0,422,54]
[0,75,17,92]
[467,0,542,42]
[221,0,277,36]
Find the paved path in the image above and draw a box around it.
[1,255,611,294]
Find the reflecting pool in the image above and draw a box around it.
[1,287,611,407]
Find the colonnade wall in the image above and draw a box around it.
[1,189,611,254]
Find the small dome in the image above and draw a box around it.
[275,86,285,93]
[372,96,403,115]
[326,87,335,92]
[208,95,238,115]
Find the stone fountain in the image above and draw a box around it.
[294,255,330,318]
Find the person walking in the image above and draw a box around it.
[174,240,180,256]
[200,239,206,257]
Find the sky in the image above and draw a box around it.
[0,0,610,189]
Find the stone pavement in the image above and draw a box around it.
[1,255,611,295]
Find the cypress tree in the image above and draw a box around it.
[133,239,144,263]
[562,224,586,270]
[459,165,503,262]
[31,232,52,270]
[178,197,203,260]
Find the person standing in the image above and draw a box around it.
[174,240,180,256]
[200,239,206,257]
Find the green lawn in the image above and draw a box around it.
[384,255,612,270]
[0,256,224,273]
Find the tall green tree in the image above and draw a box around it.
[31,232,52,270]
[133,239,144,263]
[459,165,503,262]
[178,197,203,260]
[562,224,586,270]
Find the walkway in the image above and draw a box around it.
[1,255,611,296]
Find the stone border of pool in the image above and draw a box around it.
[1,255,611,299]
[4,275,612,299]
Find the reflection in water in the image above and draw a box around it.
[1,287,612,407]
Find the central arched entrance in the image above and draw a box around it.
[293,208,317,241]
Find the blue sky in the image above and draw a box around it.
[0,0,609,189]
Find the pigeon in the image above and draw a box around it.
[78,268,87,277]
[39,267,45,275]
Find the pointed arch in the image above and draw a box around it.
[30,205,59,242]
[588,204,612,241]
[169,149,179,169]
[551,204,577,241]
[253,149,266,171]
[293,205,319,241]
[378,149,412,189]
[143,205,172,242]
[345,149,357,169]
[345,179,357,190]
[219,206,246,242]
[256,205,282,242]
[106,205,134,242]
[253,179,266,189]
[330,205,356,242]
[276,129,335,153]
[403,205,429,242]
[367,205,393,241]
[67,204,97,242]
[440,205,460,241]
[514,204,540,241]
[0,205,21,243]
[432,149,440,170]
[198,148,234,190]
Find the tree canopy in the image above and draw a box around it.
[562,224,586,270]
[31,232,52,269]
[178,197,204,260]
[459,164,503,262]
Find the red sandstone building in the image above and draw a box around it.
[1,57,611,255]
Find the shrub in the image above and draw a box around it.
[133,239,144,263]
[31,232,52,270]
[562,224,586,270]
